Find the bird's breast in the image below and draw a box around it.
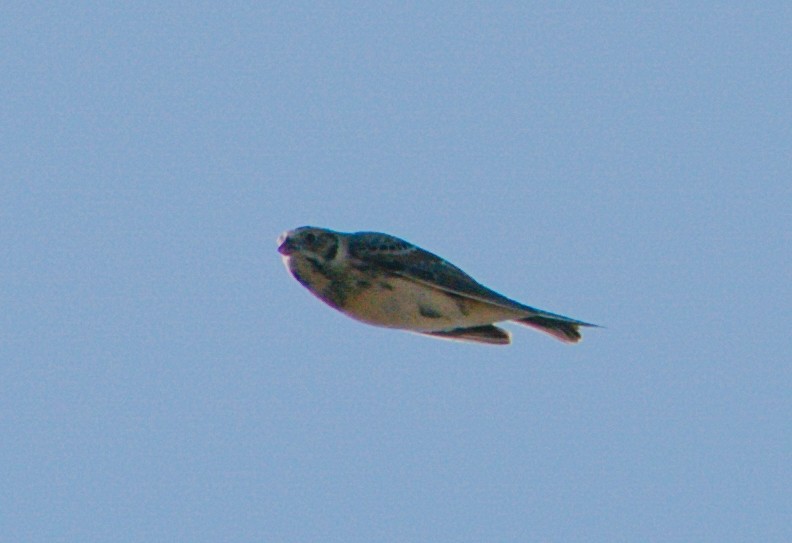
[283,254,524,331]
[340,277,522,331]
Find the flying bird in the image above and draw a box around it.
[277,226,597,345]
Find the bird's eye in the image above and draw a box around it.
[304,233,316,244]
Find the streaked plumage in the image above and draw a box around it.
[277,226,597,345]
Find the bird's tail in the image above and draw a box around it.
[514,315,597,344]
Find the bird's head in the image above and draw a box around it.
[277,226,340,263]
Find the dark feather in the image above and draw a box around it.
[420,325,511,345]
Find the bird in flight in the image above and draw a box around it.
[277,226,597,345]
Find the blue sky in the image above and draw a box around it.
[2,3,790,542]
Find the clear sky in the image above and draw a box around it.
[2,3,790,542]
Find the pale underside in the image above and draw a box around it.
[284,254,526,344]
[340,276,527,332]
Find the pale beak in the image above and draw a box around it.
[277,232,295,255]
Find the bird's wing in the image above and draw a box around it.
[347,232,547,316]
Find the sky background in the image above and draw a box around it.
[2,3,790,542]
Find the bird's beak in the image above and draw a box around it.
[277,232,295,255]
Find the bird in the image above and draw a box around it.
[277,226,597,345]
